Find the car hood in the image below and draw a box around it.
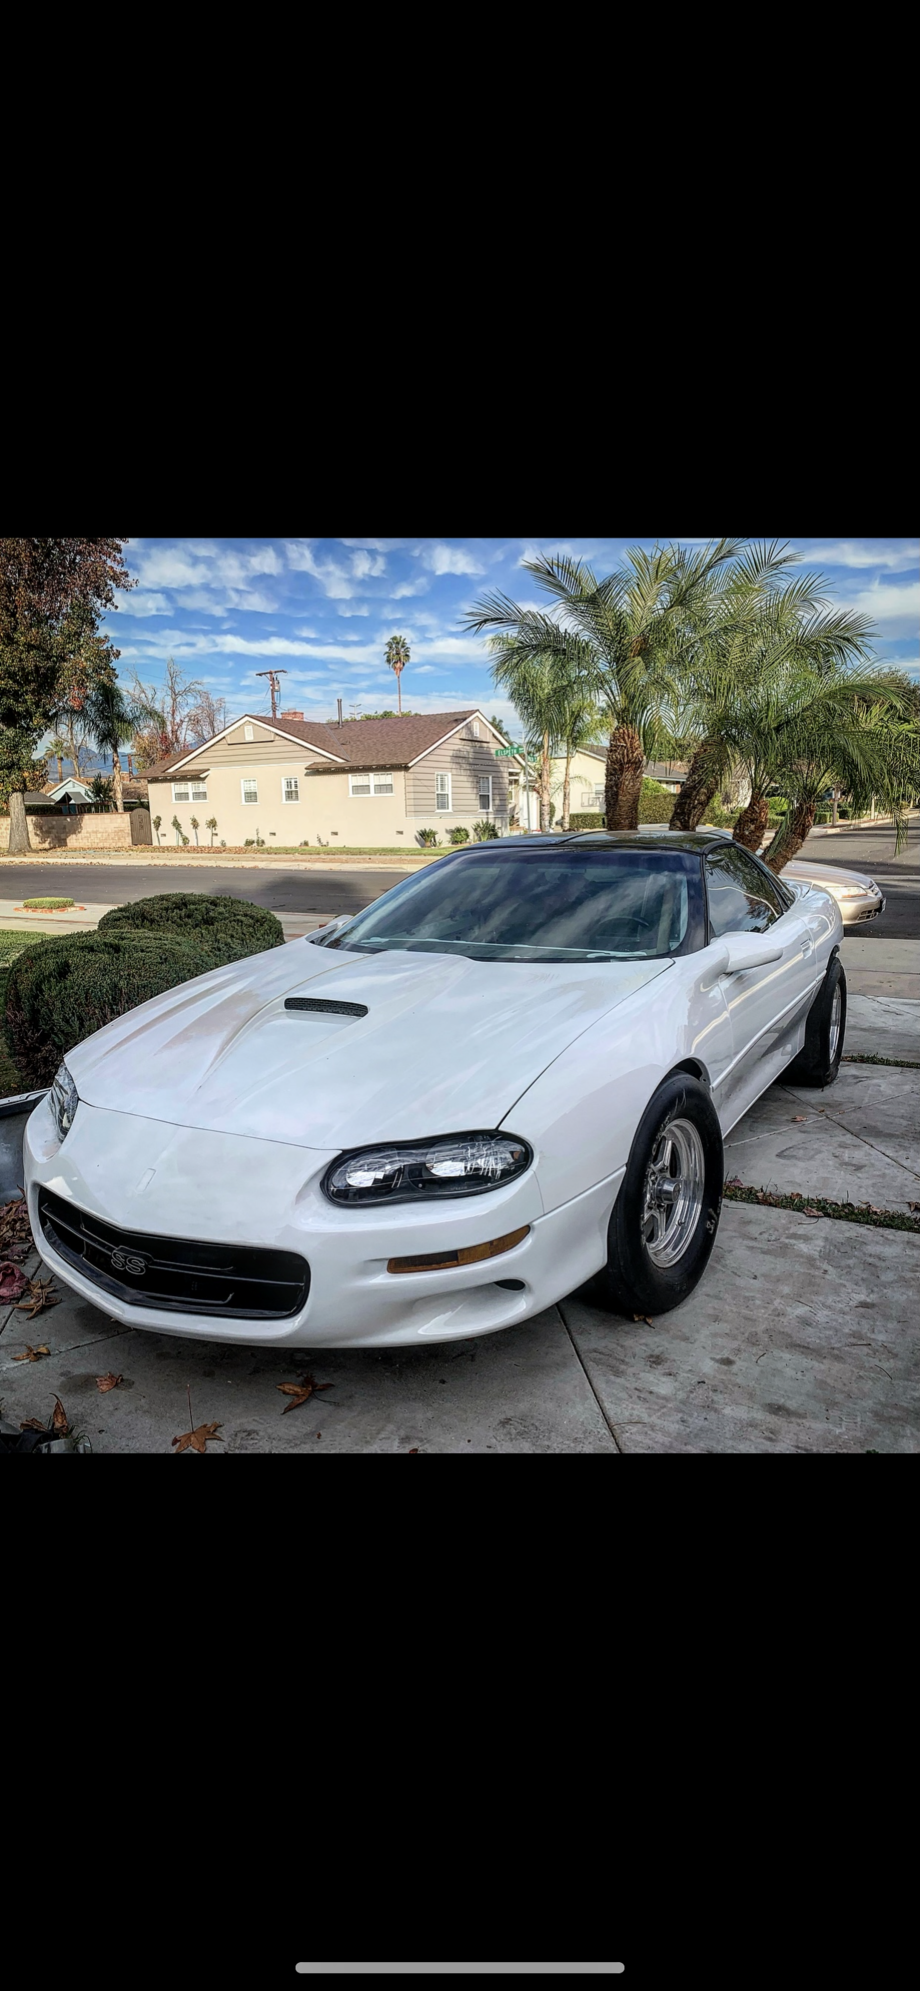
[67,942,673,1150]
[782,859,877,891]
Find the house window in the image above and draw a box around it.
[241,778,259,804]
[436,773,451,812]
[172,782,208,803]
[282,778,300,804]
[349,773,394,797]
[244,725,254,741]
[479,774,492,813]
[469,720,481,738]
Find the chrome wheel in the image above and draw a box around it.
[829,983,842,1061]
[640,1118,706,1267]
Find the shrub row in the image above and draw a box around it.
[4,895,285,1089]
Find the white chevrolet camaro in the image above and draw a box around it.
[24,832,846,1350]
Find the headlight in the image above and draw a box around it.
[832,885,867,900]
[49,1062,79,1142]
[323,1133,533,1205]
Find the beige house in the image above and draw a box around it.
[143,708,520,849]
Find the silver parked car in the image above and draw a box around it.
[696,831,886,926]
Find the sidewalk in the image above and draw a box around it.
[1,997,917,1452]
[0,900,337,943]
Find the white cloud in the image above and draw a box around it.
[338,537,409,552]
[284,541,386,597]
[418,544,486,576]
[116,590,171,617]
[390,577,430,598]
[799,540,918,571]
[833,579,920,632]
[336,603,370,617]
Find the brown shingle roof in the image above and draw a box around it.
[143,710,483,780]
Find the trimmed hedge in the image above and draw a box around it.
[97,892,285,962]
[567,797,676,829]
[4,931,223,1089]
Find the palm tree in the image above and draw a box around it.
[668,549,877,832]
[47,733,67,784]
[465,540,745,829]
[557,696,604,830]
[487,643,568,831]
[755,676,920,868]
[385,634,411,715]
[79,676,160,812]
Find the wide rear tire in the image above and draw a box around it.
[785,955,846,1088]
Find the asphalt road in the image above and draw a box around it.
[1,820,917,936]
[0,862,410,919]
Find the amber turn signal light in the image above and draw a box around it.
[387,1225,530,1274]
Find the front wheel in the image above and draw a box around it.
[785,954,846,1088]
[596,1073,724,1318]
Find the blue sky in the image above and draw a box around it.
[102,536,920,735]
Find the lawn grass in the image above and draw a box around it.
[0,931,49,1097]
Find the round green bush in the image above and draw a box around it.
[4,931,223,1089]
[96,892,285,963]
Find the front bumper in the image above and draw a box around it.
[24,1097,621,1349]
[840,892,886,926]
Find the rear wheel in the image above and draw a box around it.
[597,1073,724,1318]
[785,955,846,1088]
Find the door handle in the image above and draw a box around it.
[800,936,813,957]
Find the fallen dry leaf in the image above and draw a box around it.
[51,1395,70,1436]
[0,1194,33,1252]
[95,1372,124,1393]
[277,1373,335,1414]
[19,1417,49,1433]
[791,1116,807,1123]
[172,1422,223,1454]
[0,1261,28,1302]
[16,1277,61,1320]
[12,1343,51,1363]
[408,1447,419,1454]
[802,1208,823,1219]
[908,1202,920,1214]
[633,1314,655,1326]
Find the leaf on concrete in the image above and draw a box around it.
[95,1372,124,1393]
[791,1116,807,1123]
[801,1208,823,1219]
[15,1277,61,1320]
[172,1422,223,1454]
[19,1418,49,1433]
[0,1262,28,1302]
[277,1374,335,1414]
[12,1343,51,1363]
[632,1314,655,1326]
[908,1203,920,1214]
[51,1395,70,1436]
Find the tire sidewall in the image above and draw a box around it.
[606,1073,724,1315]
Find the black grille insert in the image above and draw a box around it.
[37,1188,309,1320]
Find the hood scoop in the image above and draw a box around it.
[284,997,368,1018]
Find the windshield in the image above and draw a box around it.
[318,848,706,962]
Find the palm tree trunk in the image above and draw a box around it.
[669,741,721,832]
[763,798,816,873]
[57,755,64,783]
[111,751,124,812]
[562,751,572,831]
[732,791,770,852]
[540,731,551,831]
[605,725,645,830]
[7,790,31,854]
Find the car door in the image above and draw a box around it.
[704,844,820,1121]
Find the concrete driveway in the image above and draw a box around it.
[2,996,918,1454]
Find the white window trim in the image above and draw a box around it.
[172,781,208,803]
[349,772,395,797]
[241,778,259,804]
[244,725,254,741]
[282,777,300,803]
[435,772,452,811]
[478,773,493,812]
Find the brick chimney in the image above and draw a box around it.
[280,709,304,722]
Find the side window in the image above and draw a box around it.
[705,847,780,938]
[746,852,793,917]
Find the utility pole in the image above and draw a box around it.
[255,669,288,719]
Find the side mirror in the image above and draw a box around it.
[720,931,784,973]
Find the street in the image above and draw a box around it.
[0,820,917,934]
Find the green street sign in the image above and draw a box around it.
[494,746,539,760]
